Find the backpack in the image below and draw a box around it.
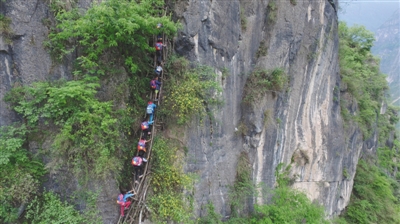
[137,139,146,150]
[141,122,149,130]
[146,104,153,114]
[132,156,143,166]
[150,80,156,89]
[155,42,162,51]
[117,194,125,205]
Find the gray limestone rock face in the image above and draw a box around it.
[173,0,366,219]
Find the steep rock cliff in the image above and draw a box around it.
[173,0,362,218]
[0,0,370,221]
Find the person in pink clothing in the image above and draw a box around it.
[117,191,134,217]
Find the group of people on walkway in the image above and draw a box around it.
[117,23,166,218]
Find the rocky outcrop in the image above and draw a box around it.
[173,0,365,218]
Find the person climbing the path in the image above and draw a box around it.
[117,191,134,217]
[154,62,163,78]
[141,119,153,139]
[132,155,147,184]
[146,101,157,123]
[150,76,162,101]
[137,137,151,156]
[155,38,166,64]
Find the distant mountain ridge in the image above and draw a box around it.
[372,9,400,104]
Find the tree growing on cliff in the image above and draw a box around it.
[46,0,178,75]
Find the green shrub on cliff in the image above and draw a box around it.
[163,56,222,125]
[218,164,327,223]
[0,124,46,223]
[229,152,254,218]
[5,79,128,180]
[25,192,86,224]
[247,164,327,224]
[0,13,13,44]
[148,137,193,223]
[248,186,328,224]
[243,68,288,104]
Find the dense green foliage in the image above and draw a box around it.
[377,139,400,178]
[339,22,400,224]
[247,164,327,224]
[248,187,328,224]
[339,22,388,138]
[6,79,126,179]
[148,138,193,223]
[342,160,400,223]
[243,68,287,104]
[163,56,222,124]
[24,190,100,224]
[198,202,223,224]
[0,124,45,223]
[47,0,177,75]
[25,192,86,224]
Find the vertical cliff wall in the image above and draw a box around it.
[1,0,369,221]
[173,0,363,218]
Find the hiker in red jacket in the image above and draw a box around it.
[137,137,151,155]
[155,40,166,64]
[141,119,153,139]
[132,155,147,184]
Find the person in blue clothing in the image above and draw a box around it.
[146,101,157,123]
[117,191,134,217]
